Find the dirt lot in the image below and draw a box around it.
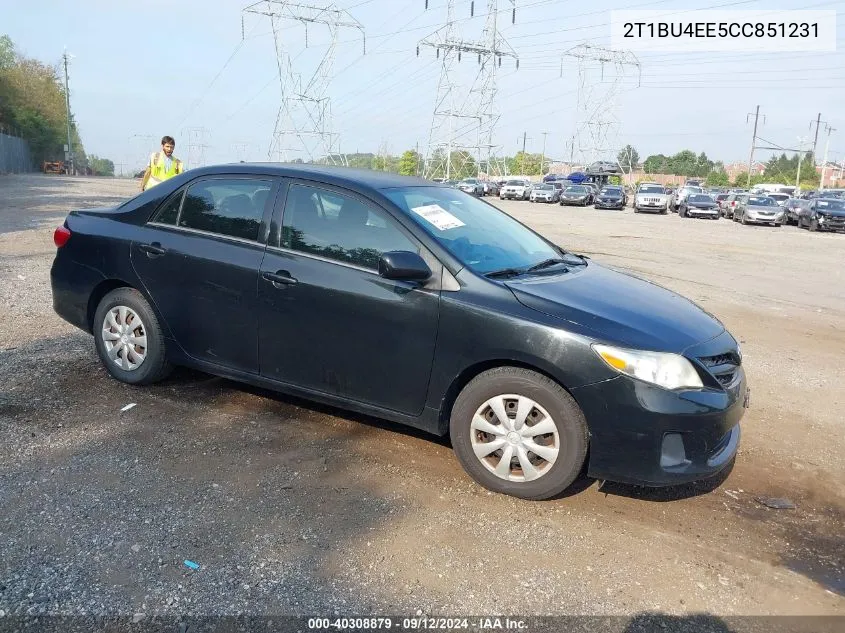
[0,175,843,622]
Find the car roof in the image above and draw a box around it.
[190,162,434,191]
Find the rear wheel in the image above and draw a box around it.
[740,212,748,225]
[93,287,172,385]
[450,367,588,500]
[809,218,819,232]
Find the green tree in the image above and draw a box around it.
[643,154,668,174]
[705,167,730,187]
[617,145,639,171]
[506,151,543,175]
[732,172,748,187]
[0,35,86,163]
[397,149,421,176]
[89,155,114,176]
[0,35,14,69]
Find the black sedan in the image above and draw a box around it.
[797,197,845,232]
[679,194,720,219]
[559,185,594,206]
[51,164,747,500]
[593,186,627,210]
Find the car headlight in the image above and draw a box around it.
[592,344,703,390]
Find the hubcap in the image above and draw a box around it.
[101,306,148,372]
[469,394,560,483]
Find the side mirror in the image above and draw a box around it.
[378,250,432,282]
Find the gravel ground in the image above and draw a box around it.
[0,175,843,623]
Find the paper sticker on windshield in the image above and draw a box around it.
[411,204,465,230]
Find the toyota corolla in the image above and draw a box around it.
[51,164,748,500]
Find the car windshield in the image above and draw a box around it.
[565,186,587,193]
[817,199,845,211]
[769,194,789,201]
[601,187,621,194]
[682,187,702,194]
[689,195,714,203]
[505,180,524,186]
[638,185,664,193]
[748,196,776,206]
[383,186,566,274]
[536,184,554,190]
[716,194,728,201]
[462,179,478,184]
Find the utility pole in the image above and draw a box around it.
[810,113,824,161]
[540,131,548,176]
[746,105,764,188]
[819,125,835,192]
[795,137,808,190]
[62,50,74,176]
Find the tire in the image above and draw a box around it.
[449,367,589,500]
[633,206,640,213]
[93,287,172,385]
[809,218,819,232]
[740,212,748,225]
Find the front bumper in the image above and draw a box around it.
[572,357,747,487]
[595,199,624,209]
[531,196,554,202]
[818,215,845,230]
[746,211,784,224]
[635,201,667,212]
[501,191,524,199]
[686,208,719,217]
[561,198,589,205]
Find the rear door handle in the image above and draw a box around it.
[139,242,166,257]
[262,270,297,286]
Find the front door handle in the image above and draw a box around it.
[139,242,166,257]
[262,270,298,287]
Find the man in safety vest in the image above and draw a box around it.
[140,135,184,191]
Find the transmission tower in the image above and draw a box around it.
[418,0,518,180]
[183,127,210,170]
[562,44,640,169]
[243,1,365,165]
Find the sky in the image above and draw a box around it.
[5,0,844,172]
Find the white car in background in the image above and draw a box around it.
[499,179,530,200]
[633,183,670,214]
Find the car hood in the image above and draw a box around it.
[599,194,623,199]
[636,193,668,199]
[747,205,780,212]
[817,208,845,216]
[505,262,724,353]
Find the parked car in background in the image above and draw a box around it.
[671,186,704,212]
[594,185,627,210]
[679,194,720,219]
[559,185,594,206]
[633,183,669,214]
[783,198,809,225]
[482,181,500,197]
[458,178,484,196]
[721,193,747,219]
[714,193,730,213]
[733,194,784,226]
[767,193,790,208]
[797,198,845,232]
[50,163,747,499]
[500,179,530,200]
[529,183,560,203]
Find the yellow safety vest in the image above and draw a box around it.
[145,152,183,190]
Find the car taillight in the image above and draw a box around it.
[54,225,71,247]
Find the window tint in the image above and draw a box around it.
[178,179,271,241]
[281,184,417,270]
[152,191,183,225]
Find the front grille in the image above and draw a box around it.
[698,351,740,388]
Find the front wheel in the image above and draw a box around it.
[449,367,589,500]
[809,218,819,232]
[93,287,172,385]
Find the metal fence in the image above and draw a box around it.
[0,130,33,173]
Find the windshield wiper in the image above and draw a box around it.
[485,267,524,279]
[525,258,571,273]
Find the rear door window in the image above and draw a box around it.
[178,178,273,242]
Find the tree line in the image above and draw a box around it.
[0,34,113,175]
